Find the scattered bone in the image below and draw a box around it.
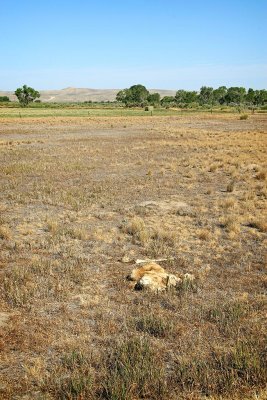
[135,257,174,264]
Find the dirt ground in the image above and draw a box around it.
[0,114,266,399]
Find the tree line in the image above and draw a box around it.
[1,84,266,108]
[116,84,267,108]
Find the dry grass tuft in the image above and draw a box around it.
[256,170,266,181]
[220,197,236,210]
[0,225,11,240]
[45,350,94,399]
[122,216,150,245]
[198,228,211,241]
[220,215,240,233]
[226,180,235,193]
[248,219,267,233]
[173,336,266,397]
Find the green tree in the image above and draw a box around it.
[199,86,214,105]
[161,96,176,107]
[225,87,246,105]
[175,90,187,104]
[175,90,198,106]
[246,88,255,105]
[254,89,267,106]
[116,89,128,103]
[213,86,227,104]
[116,85,149,107]
[14,85,40,107]
[0,96,10,102]
[184,91,198,104]
[147,92,160,106]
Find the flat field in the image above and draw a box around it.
[0,113,266,399]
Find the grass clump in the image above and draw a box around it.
[198,228,211,241]
[220,214,240,234]
[2,258,87,307]
[45,350,94,399]
[0,225,11,240]
[255,170,266,181]
[122,216,150,245]
[173,337,266,396]
[102,337,166,400]
[134,314,173,338]
[146,227,176,258]
[240,114,248,120]
[226,180,235,193]
[206,299,248,335]
[247,219,267,233]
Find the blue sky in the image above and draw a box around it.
[1,0,266,90]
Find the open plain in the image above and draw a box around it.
[0,112,266,399]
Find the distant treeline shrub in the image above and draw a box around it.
[0,96,10,102]
[116,84,267,108]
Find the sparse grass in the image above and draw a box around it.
[219,197,236,209]
[173,336,266,396]
[134,314,173,338]
[0,113,266,399]
[47,219,88,240]
[102,337,166,400]
[0,225,11,240]
[122,216,150,245]
[206,299,249,335]
[1,258,87,308]
[45,350,94,399]
[220,214,240,233]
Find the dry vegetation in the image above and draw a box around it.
[0,113,266,399]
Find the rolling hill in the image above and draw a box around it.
[0,87,176,103]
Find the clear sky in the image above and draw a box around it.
[1,0,266,90]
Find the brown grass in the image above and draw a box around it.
[0,113,266,399]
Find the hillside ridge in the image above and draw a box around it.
[0,87,176,103]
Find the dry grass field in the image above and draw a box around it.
[0,113,266,399]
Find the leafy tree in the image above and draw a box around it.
[175,90,198,106]
[246,88,255,105]
[254,89,267,106]
[147,92,160,105]
[213,86,227,104]
[175,90,187,104]
[116,85,149,107]
[116,89,128,103]
[225,87,246,105]
[14,85,40,107]
[184,91,198,104]
[0,96,10,102]
[127,84,149,106]
[161,96,176,107]
[199,86,214,105]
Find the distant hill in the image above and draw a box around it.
[0,87,177,103]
